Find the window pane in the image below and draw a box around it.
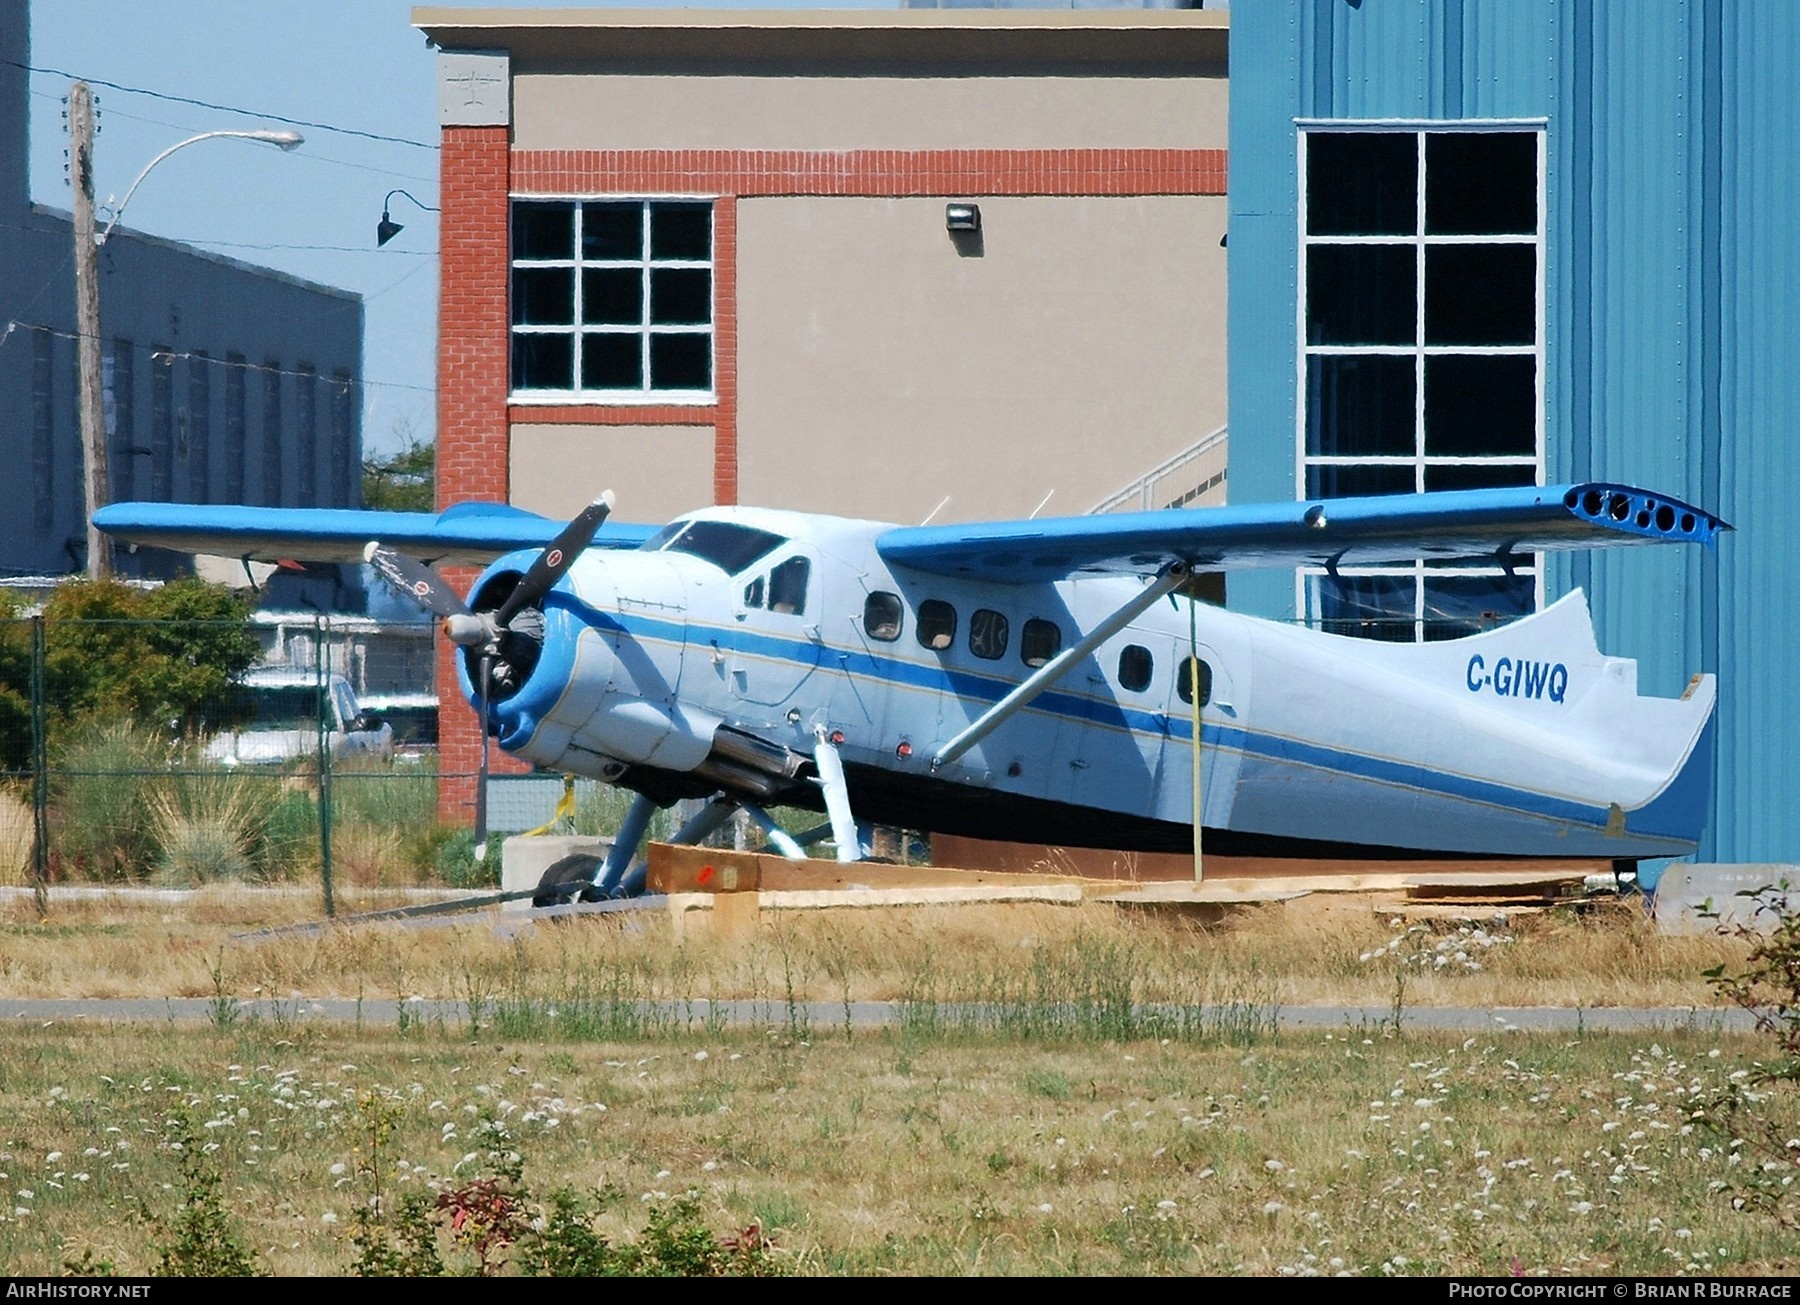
[969,609,1009,661]
[1312,573,1416,642]
[1426,133,1537,235]
[651,204,711,260]
[1422,462,1537,493]
[864,592,903,641]
[917,600,956,651]
[1305,463,1416,499]
[1424,245,1535,346]
[512,267,574,325]
[650,334,710,390]
[769,557,809,615]
[582,202,641,260]
[1305,355,1416,458]
[1118,645,1153,694]
[1422,573,1534,641]
[582,334,641,390]
[1307,132,1416,236]
[513,202,574,259]
[512,333,574,389]
[1175,657,1212,707]
[1425,355,1536,457]
[1303,460,1411,496]
[583,268,642,326]
[1306,245,1416,346]
[1021,618,1061,668]
[651,268,711,325]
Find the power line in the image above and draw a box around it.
[3,320,436,397]
[27,87,440,189]
[10,58,438,152]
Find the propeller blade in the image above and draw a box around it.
[493,491,614,628]
[364,542,471,621]
[473,653,492,864]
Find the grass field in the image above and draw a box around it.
[0,888,1793,1276]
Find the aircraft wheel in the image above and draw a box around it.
[531,852,606,907]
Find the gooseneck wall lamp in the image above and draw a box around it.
[377,189,440,247]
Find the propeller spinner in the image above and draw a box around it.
[365,491,615,859]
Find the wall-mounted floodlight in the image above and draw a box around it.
[945,203,981,233]
[377,188,441,247]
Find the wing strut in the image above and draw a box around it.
[930,563,1191,772]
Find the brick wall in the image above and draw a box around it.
[434,139,1226,824]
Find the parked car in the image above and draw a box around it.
[204,669,395,767]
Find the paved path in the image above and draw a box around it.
[0,998,1761,1034]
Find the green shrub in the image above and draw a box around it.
[49,715,170,880]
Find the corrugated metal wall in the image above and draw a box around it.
[1229,0,1800,861]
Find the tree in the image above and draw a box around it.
[38,578,260,734]
[362,426,435,513]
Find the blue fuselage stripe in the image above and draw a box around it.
[521,602,1654,836]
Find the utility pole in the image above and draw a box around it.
[70,81,112,580]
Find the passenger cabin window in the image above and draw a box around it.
[917,600,956,651]
[1175,656,1213,707]
[768,557,809,615]
[743,576,765,608]
[1021,618,1062,668]
[968,609,1009,661]
[864,591,903,641]
[1118,644,1154,693]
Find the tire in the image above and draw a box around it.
[531,852,607,907]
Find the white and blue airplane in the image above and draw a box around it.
[95,481,1725,896]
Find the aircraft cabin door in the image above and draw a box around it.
[1156,634,1244,831]
[726,547,824,709]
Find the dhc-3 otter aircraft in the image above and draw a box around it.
[95,481,1725,896]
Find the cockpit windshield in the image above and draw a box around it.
[640,519,787,575]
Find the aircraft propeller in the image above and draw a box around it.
[364,491,616,859]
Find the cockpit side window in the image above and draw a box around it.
[743,576,765,608]
[768,556,810,615]
[647,520,786,574]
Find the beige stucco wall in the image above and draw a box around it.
[512,74,1225,153]
[735,195,1227,525]
[510,423,715,524]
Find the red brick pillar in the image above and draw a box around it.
[435,126,524,825]
[712,195,738,506]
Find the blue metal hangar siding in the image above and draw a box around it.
[1224,1,1800,864]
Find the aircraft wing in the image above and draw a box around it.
[876,482,1728,582]
[91,501,659,568]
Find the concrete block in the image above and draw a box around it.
[1651,863,1799,936]
[499,835,613,913]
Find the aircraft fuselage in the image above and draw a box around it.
[466,506,1715,862]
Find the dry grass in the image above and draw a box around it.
[0,788,33,886]
[0,887,1752,1013]
[0,1021,1791,1276]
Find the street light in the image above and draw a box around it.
[97,128,304,246]
[70,78,303,579]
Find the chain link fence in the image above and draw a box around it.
[0,614,477,917]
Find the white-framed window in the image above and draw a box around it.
[510,198,713,399]
[1297,123,1545,641]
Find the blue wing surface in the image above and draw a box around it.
[876,482,1728,582]
[91,501,658,568]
